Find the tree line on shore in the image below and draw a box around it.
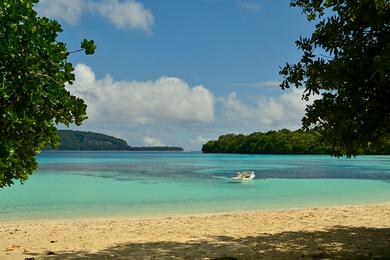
[202,129,390,155]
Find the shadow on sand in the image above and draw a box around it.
[39,226,390,259]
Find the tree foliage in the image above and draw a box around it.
[280,0,390,157]
[202,129,390,155]
[0,0,96,188]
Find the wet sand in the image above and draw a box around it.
[1,203,390,259]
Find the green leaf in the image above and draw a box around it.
[81,39,96,55]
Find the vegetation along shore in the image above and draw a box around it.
[203,129,390,155]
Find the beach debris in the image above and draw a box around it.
[46,251,56,255]
[50,240,56,243]
[24,258,35,260]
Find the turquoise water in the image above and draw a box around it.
[1,151,390,220]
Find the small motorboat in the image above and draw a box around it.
[231,171,255,183]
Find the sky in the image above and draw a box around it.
[35,0,315,150]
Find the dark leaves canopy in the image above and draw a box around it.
[0,0,95,188]
[280,0,390,157]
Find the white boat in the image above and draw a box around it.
[231,171,255,183]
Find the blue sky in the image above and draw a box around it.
[36,0,315,150]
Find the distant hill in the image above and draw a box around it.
[53,130,183,151]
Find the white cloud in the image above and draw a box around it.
[89,0,154,32]
[143,136,165,146]
[36,0,85,24]
[237,1,262,12]
[35,0,154,32]
[189,135,210,145]
[255,80,281,88]
[220,89,315,129]
[233,80,282,88]
[67,64,215,125]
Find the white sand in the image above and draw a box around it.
[1,203,390,259]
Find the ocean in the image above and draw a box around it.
[1,151,389,220]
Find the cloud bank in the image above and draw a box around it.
[36,0,154,32]
[219,89,310,130]
[143,136,165,146]
[89,0,154,31]
[67,64,215,125]
[36,0,84,24]
[66,64,314,150]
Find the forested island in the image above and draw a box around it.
[202,129,390,155]
[51,130,184,151]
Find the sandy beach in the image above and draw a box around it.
[1,203,390,259]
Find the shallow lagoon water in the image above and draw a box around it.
[1,151,389,220]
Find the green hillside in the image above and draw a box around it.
[54,130,183,151]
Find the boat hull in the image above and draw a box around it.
[230,178,254,183]
[230,172,255,183]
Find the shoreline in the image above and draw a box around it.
[1,203,390,259]
[1,200,390,224]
